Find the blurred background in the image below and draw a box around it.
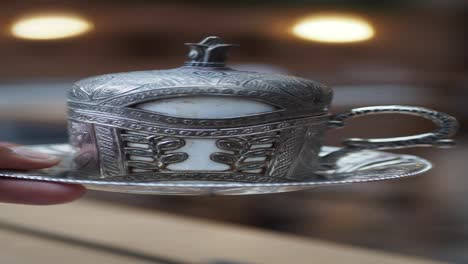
[0,0,467,262]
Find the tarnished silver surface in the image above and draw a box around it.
[66,36,458,183]
[0,144,432,195]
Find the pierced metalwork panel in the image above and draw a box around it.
[122,131,188,173]
[210,132,280,174]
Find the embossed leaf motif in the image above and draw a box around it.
[243,79,279,93]
[216,138,247,152]
[124,148,154,157]
[211,133,281,173]
[71,75,145,101]
[243,148,274,158]
[70,84,91,101]
[92,84,144,100]
[71,75,115,100]
[126,161,159,170]
[160,153,188,164]
[122,133,189,172]
[157,138,186,151]
[210,152,237,165]
[237,161,266,171]
[91,86,122,100]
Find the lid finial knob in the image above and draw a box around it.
[185,36,236,67]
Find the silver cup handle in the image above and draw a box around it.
[328,105,459,150]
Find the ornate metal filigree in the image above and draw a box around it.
[66,36,458,183]
[122,132,188,172]
[210,132,279,173]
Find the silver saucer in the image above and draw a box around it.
[0,144,431,195]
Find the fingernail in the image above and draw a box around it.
[11,148,59,161]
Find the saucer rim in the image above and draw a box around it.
[0,144,432,188]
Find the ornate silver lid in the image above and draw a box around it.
[69,36,333,118]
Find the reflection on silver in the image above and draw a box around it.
[0,144,432,196]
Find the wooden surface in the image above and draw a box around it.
[0,228,152,264]
[0,198,444,264]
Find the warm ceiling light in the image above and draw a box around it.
[291,14,375,43]
[10,14,93,40]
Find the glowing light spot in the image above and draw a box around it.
[11,14,93,40]
[292,14,375,43]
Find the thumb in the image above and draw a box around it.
[0,146,60,170]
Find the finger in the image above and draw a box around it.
[0,179,86,205]
[0,146,60,170]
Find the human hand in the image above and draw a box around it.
[0,142,85,205]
